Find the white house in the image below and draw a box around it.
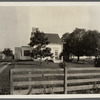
[15,29,63,63]
[45,34,63,63]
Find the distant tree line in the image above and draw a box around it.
[61,28,100,62]
[2,48,13,57]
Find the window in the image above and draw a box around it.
[55,50,59,60]
[24,50,30,56]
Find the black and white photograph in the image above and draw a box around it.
[0,2,100,96]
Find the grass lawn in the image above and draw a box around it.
[0,60,95,95]
[13,60,60,68]
[0,62,13,95]
[67,62,94,68]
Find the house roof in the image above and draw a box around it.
[45,33,62,44]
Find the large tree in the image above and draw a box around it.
[61,32,72,61]
[69,28,86,62]
[82,30,100,58]
[62,28,100,63]
[29,28,53,65]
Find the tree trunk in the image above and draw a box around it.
[64,53,69,62]
[40,47,42,66]
[77,56,80,63]
[95,56,98,60]
[67,54,69,61]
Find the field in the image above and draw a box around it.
[0,62,13,94]
[0,60,97,94]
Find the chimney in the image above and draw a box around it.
[31,27,36,38]
[31,27,39,38]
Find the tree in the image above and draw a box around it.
[62,28,86,62]
[61,32,71,61]
[2,48,13,57]
[69,28,86,62]
[61,32,70,43]
[82,30,100,58]
[62,28,100,63]
[29,28,53,65]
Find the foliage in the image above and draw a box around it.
[31,47,53,59]
[62,28,86,62]
[29,28,53,64]
[61,33,71,61]
[2,48,13,57]
[29,28,49,47]
[94,58,100,67]
[42,47,53,57]
[61,32,70,43]
[69,28,86,62]
[82,30,100,57]
[59,62,66,68]
[62,28,100,62]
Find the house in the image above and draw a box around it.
[14,28,63,63]
[45,33,63,63]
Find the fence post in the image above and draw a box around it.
[27,71,32,95]
[28,71,32,87]
[64,65,67,94]
[10,69,14,95]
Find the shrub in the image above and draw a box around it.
[59,62,66,68]
[94,58,100,67]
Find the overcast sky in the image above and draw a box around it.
[0,6,100,52]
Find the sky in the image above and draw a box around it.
[0,5,100,53]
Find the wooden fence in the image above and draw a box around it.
[67,67,100,93]
[10,66,100,94]
[10,67,66,95]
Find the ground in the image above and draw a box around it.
[0,62,13,94]
[0,60,95,95]
[67,62,94,67]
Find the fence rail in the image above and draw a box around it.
[10,67,66,95]
[67,67,100,93]
[10,66,100,94]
